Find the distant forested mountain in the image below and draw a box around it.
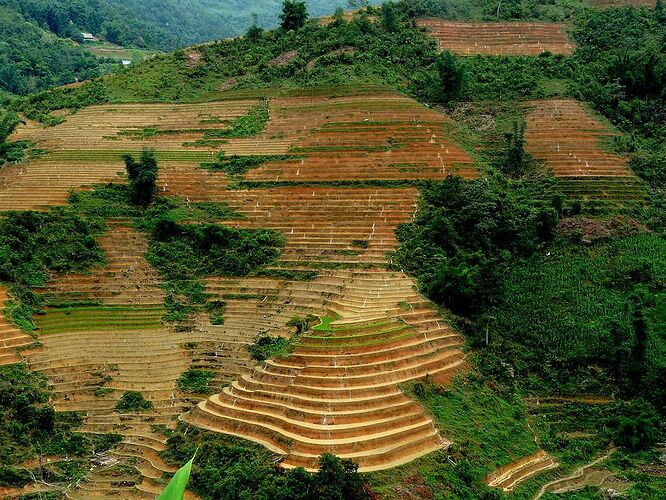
[0,0,369,50]
[0,0,360,97]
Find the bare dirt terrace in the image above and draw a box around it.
[246,94,476,182]
[417,19,574,56]
[524,99,647,206]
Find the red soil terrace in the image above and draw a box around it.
[418,19,574,56]
[525,99,632,178]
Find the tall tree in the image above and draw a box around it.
[435,50,465,103]
[502,120,529,178]
[656,0,665,24]
[280,0,308,31]
[331,7,346,27]
[246,12,263,40]
[381,2,399,32]
[123,149,158,207]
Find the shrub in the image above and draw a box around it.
[123,150,158,207]
[177,370,216,395]
[610,400,662,451]
[286,314,318,334]
[501,120,530,178]
[249,336,293,362]
[114,391,153,413]
[147,220,284,280]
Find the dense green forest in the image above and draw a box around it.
[0,6,110,96]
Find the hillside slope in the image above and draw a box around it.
[0,2,664,499]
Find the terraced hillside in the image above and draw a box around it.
[188,268,465,471]
[1,92,475,211]
[1,87,478,495]
[1,2,663,497]
[418,19,574,56]
[18,218,267,497]
[524,99,647,207]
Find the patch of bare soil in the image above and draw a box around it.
[306,47,356,70]
[269,50,298,67]
[185,51,203,68]
[219,77,238,91]
[391,474,434,499]
[558,216,646,243]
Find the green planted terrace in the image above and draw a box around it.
[556,176,649,212]
[34,304,164,334]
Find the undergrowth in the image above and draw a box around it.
[177,369,217,395]
[0,364,122,488]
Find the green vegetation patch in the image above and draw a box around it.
[250,313,322,362]
[69,184,244,223]
[312,315,334,332]
[249,336,293,362]
[480,234,666,406]
[0,112,28,167]
[393,174,562,317]
[114,391,153,413]
[252,268,319,281]
[34,304,164,334]
[416,374,538,473]
[0,206,106,332]
[177,369,217,395]
[204,101,269,139]
[163,423,370,500]
[370,373,537,499]
[201,153,300,176]
[145,219,284,281]
[66,174,279,326]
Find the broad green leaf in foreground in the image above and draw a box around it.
[157,454,195,500]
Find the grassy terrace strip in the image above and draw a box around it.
[201,154,302,176]
[34,305,164,334]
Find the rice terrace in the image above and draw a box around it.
[0,1,664,499]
